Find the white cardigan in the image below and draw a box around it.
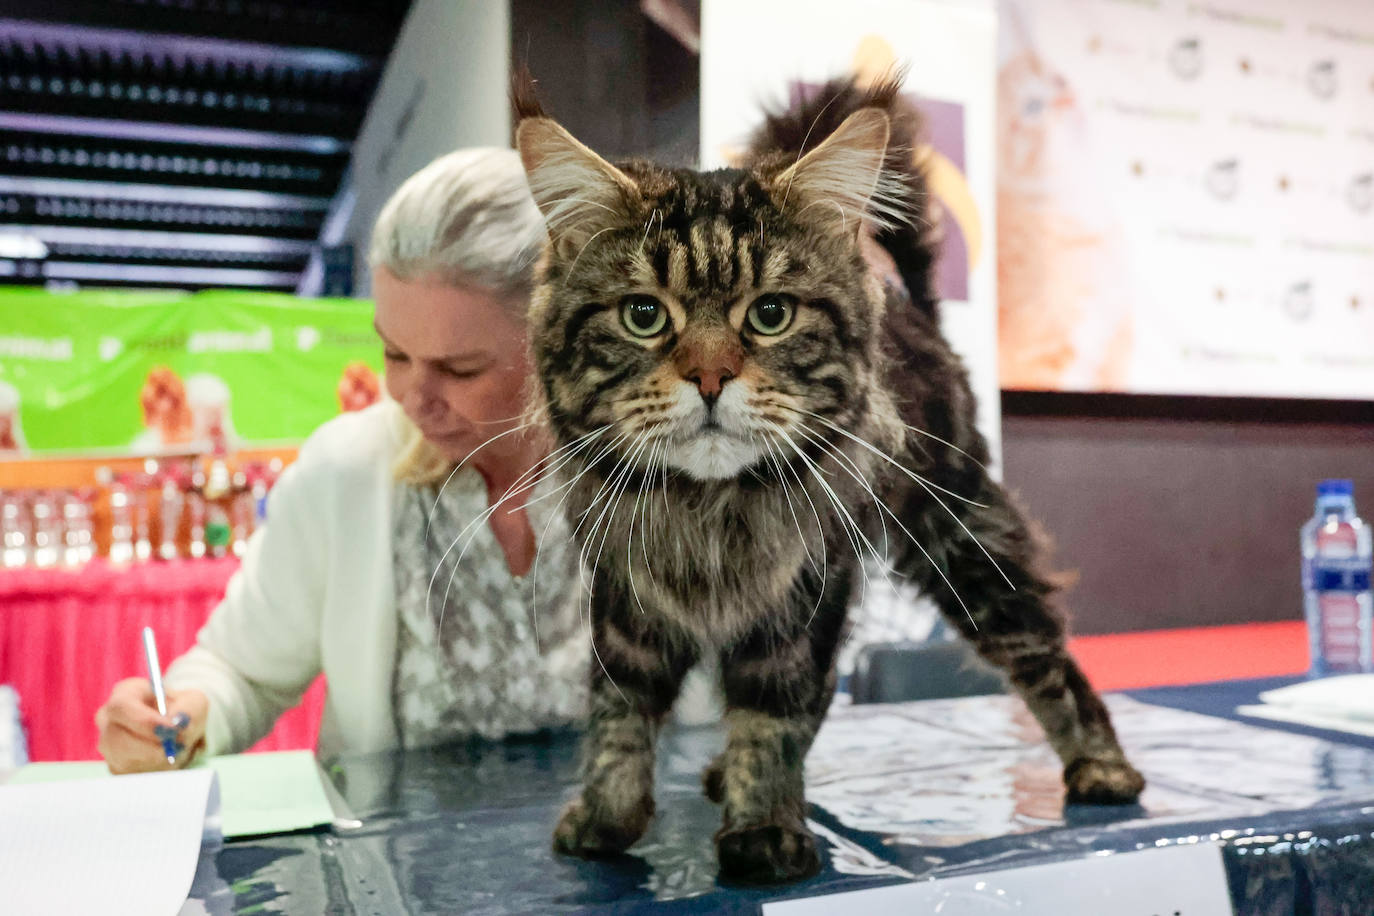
[166,401,413,761]
[165,401,722,760]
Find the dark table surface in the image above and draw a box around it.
[192,680,1374,915]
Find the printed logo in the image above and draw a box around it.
[1347,173,1372,214]
[98,337,123,362]
[1169,37,1204,80]
[296,326,321,352]
[1283,281,1314,321]
[0,336,73,361]
[187,327,272,354]
[1205,159,1239,200]
[1307,60,1338,99]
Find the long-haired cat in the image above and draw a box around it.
[511,74,1144,884]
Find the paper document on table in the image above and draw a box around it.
[203,750,335,836]
[0,767,220,916]
[764,843,1231,915]
[11,749,335,838]
[1237,673,1374,738]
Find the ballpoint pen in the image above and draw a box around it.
[141,625,181,765]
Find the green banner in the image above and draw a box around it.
[0,287,382,456]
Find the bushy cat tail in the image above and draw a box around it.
[747,73,941,320]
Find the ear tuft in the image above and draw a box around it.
[515,117,641,257]
[510,65,546,121]
[772,108,905,236]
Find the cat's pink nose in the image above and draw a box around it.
[686,367,735,398]
[674,333,743,400]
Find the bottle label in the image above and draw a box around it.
[1307,556,1372,592]
[205,522,231,548]
[1318,593,1364,667]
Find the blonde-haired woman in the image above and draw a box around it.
[97,149,591,771]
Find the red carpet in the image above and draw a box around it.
[1067,621,1308,691]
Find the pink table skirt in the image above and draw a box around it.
[0,557,323,762]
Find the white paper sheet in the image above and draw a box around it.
[1235,674,1374,738]
[764,843,1232,916]
[1260,674,1374,717]
[0,768,221,916]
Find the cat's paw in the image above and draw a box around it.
[551,796,654,857]
[716,823,821,884]
[701,756,725,804]
[1064,756,1145,804]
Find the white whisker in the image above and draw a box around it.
[753,429,819,575]
[760,431,828,624]
[791,422,892,564]
[518,426,614,646]
[567,225,617,280]
[900,422,988,470]
[790,407,989,508]
[783,428,906,612]
[423,420,536,548]
[775,429,889,626]
[794,422,977,630]
[576,434,651,707]
[638,208,662,253]
[430,427,612,625]
[428,423,609,619]
[571,432,637,534]
[785,407,1012,590]
[583,434,656,703]
[779,88,845,215]
[638,438,663,590]
[624,437,658,616]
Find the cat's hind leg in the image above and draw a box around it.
[899,482,1145,804]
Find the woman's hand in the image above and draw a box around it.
[95,678,209,774]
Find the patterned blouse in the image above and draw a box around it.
[390,468,589,749]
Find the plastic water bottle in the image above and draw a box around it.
[1301,479,1374,677]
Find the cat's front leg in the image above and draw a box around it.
[714,614,840,883]
[553,595,696,857]
[552,696,658,856]
[712,708,822,883]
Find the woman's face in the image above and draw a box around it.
[373,266,533,464]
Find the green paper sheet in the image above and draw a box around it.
[10,750,335,838]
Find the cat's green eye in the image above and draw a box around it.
[620,295,668,338]
[746,295,796,336]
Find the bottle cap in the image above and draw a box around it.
[1317,479,1354,497]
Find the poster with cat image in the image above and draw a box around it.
[700,0,1001,467]
[0,288,383,456]
[998,0,1374,399]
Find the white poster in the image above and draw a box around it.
[701,0,1002,467]
[998,0,1374,399]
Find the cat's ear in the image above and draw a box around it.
[516,117,641,258]
[771,107,895,238]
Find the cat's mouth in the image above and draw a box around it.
[674,418,742,443]
[661,425,767,480]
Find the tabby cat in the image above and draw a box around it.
[510,75,1144,884]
